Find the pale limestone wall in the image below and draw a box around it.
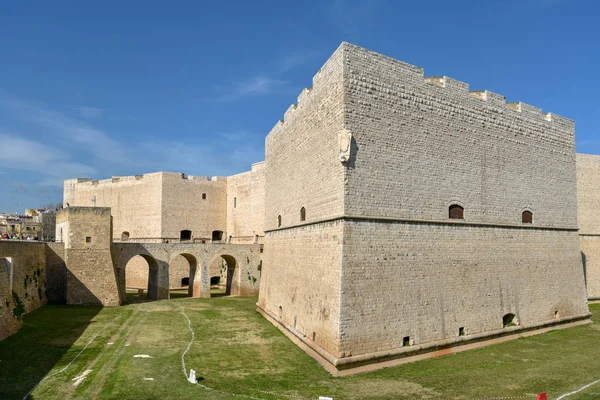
[227,162,265,243]
[258,221,344,357]
[259,42,589,369]
[125,255,150,289]
[125,255,190,290]
[169,254,191,288]
[112,242,261,300]
[263,46,346,232]
[581,237,600,300]
[161,173,227,242]
[259,46,347,357]
[58,207,120,306]
[65,172,229,243]
[64,174,163,241]
[340,221,588,356]
[0,242,49,340]
[577,153,600,299]
[45,242,66,303]
[344,43,577,226]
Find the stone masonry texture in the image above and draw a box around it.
[0,241,66,340]
[64,167,265,244]
[258,42,590,372]
[577,153,600,299]
[57,207,120,306]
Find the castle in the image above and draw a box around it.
[2,43,600,375]
[63,162,265,244]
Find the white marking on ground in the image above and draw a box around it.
[144,377,155,381]
[23,312,124,399]
[107,342,114,345]
[557,378,600,399]
[133,354,153,358]
[174,302,267,400]
[176,303,195,382]
[71,369,93,386]
[125,343,131,347]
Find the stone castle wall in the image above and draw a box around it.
[0,242,64,340]
[337,43,588,359]
[125,254,191,290]
[343,43,577,226]
[259,46,347,359]
[65,168,266,243]
[63,174,164,241]
[227,162,266,243]
[263,46,346,231]
[160,173,227,241]
[340,221,588,357]
[57,207,120,306]
[258,220,344,357]
[258,42,590,372]
[577,153,600,299]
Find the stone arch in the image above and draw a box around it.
[502,313,519,327]
[209,257,225,289]
[207,254,240,297]
[168,253,200,298]
[124,254,160,300]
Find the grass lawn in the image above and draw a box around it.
[1,292,599,400]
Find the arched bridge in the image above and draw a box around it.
[112,242,261,303]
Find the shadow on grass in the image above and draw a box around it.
[126,288,227,303]
[210,287,228,298]
[0,304,102,400]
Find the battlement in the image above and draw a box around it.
[268,42,573,134]
[68,172,228,188]
[346,42,571,127]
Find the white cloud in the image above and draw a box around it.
[218,76,287,102]
[278,50,320,73]
[76,106,104,118]
[3,99,131,166]
[0,98,264,197]
[0,133,97,186]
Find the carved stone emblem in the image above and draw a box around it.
[339,129,352,163]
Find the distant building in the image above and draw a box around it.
[0,209,56,240]
[26,209,57,241]
[0,214,38,239]
[62,163,265,244]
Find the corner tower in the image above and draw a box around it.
[258,43,590,374]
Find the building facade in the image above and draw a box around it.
[56,42,596,375]
[63,162,265,244]
[577,153,600,300]
[257,43,590,374]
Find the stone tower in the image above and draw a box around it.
[257,42,590,374]
[56,207,120,306]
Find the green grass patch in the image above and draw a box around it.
[1,299,599,400]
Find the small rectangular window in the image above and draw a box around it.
[202,193,206,200]
[234,197,237,208]
[403,336,411,346]
[85,236,92,243]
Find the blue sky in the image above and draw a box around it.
[1,0,598,212]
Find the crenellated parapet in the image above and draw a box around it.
[67,172,227,188]
[266,42,572,145]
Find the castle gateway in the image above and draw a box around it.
[257,43,590,375]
